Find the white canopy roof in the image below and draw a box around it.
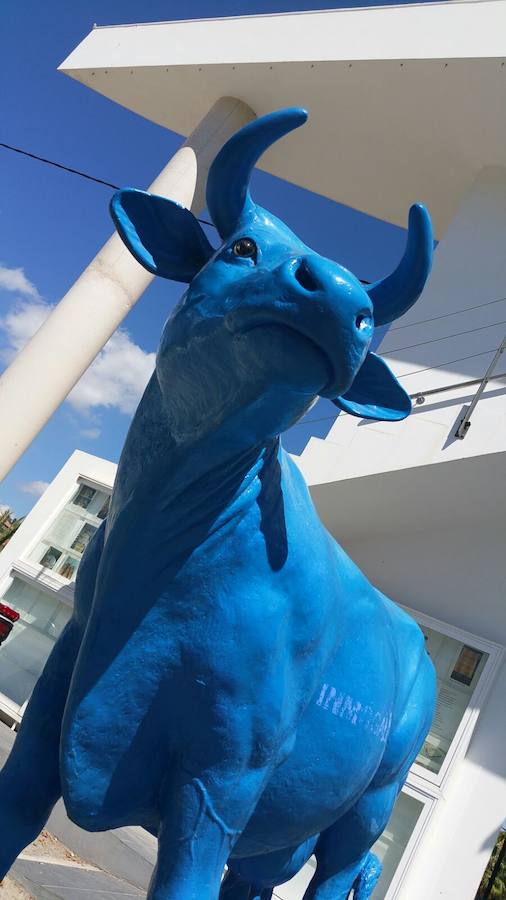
[60,1,506,237]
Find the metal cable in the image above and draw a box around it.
[289,349,506,428]
[0,141,121,190]
[395,347,502,378]
[388,296,506,331]
[0,140,215,228]
[2,140,506,340]
[383,320,506,355]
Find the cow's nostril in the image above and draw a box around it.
[355,313,373,333]
[294,260,319,293]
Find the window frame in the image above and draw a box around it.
[378,606,503,898]
[383,784,437,900]
[401,604,504,790]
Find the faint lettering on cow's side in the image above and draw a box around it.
[316,684,392,742]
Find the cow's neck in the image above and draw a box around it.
[108,373,285,540]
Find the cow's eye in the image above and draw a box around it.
[233,238,257,260]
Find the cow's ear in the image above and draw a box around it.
[110,189,214,284]
[332,352,411,421]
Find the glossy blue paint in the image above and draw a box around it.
[0,108,436,899]
[332,351,412,421]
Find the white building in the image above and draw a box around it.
[0,453,115,726]
[0,3,505,898]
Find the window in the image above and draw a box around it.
[29,482,111,582]
[382,608,504,897]
[0,577,72,707]
[405,608,503,789]
[273,789,433,900]
[371,788,434,899]
[415,624,488,776]
[73,484,96,510]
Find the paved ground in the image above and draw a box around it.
[0,876,33,899]
[0,724,153,898]
[10,859,144,900]
[0,828,146,899]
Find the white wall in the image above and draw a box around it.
[343,521,506,899]
[298,166,506,486]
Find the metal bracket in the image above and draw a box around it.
[455,406,471,439]
[455,335,506,439]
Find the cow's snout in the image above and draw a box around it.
[292,258,320,293]
[281,255,373,338]
[281,256,325,296]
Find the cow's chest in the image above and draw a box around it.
[61,465,393,835]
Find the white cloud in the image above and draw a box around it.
[0,264,40,300]
[68,331,155,415]
[79,427,101,440]
[20,480,49,497]
[0,298,51,362]
[0,271,155,418]
[0,264,49,364]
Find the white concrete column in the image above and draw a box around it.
[0,97,255,483]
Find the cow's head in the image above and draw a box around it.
[111,108,432,447]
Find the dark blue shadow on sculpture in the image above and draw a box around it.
[0,108,436,900]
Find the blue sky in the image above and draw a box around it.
[0,0,423,515]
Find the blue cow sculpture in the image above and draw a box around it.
[0,108,436,899]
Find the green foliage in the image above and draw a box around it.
[477,831,506,899]
[0,508,23,552]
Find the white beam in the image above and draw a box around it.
[59,2,506,236]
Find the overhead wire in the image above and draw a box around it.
[0,141,121,190]
[5,138,506,338]
[1,137,474,320]
[0,140,215,228]
[2,138,506,401]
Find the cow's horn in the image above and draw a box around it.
[366,204,433,326]
[206,107,308,240]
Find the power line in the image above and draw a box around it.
[0,140,215,228]
[3,139,506,337]
[3,140,505,439]
[0,141,121,190]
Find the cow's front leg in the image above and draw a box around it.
[0,620,81,878]
[0,526,102,878]
[148,764,273,900]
